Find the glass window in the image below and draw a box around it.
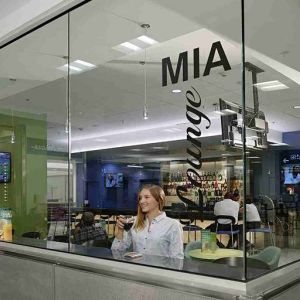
[69,0,246,279]
[0,16,69,244]
[244,0,300,278]
[2,0,299,282]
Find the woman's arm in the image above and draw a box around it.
[168,222,184,259]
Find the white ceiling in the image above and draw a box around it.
[0,0,299,155]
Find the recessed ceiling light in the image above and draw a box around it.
[74,60,96,68]
[152,146,167,150]
[254,80,289,91]
[137,35,157,45]
[172,89,182,93]
[120,42,141,51]
[127,164,144,168]
[66,64,82,72]
[270,142,289,146]
[293,105,300,109]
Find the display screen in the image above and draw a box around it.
[282,164,300,185]
[0,152,11,183]
[105,173,123,188]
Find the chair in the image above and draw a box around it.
[100,215,116,236]
[215,215,239,248]
[247,225,275,248]
[180,219,202,243]
[22,232,40,239]
[249,246,281,269]
[248,197,276,248]
[171,202,201,242]
[184,240,202,259]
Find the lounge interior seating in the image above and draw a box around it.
[249,246,281,269]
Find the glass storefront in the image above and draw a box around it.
[0,0,299,282]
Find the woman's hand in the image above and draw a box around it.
[115,215,126,239]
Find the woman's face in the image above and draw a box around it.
[139,188,159,214]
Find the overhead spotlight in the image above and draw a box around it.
[172,89,182,93]
[143,105,149,120]
[10,132,15,144]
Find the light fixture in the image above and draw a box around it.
[152,146,167,150]
[141,24,150,120]
[65,120,69,134]
[10,108,15,144]
[10,132,15,144]
[74,60,96,68]
[120,42,141,51]
[270,142,289,146]
[130,148,142,152]
[127,164,144,168]
[57,60,95,74]
[137,35,157,45]
[293,105,300,109]
[172,89,182,93]
[254,80,289,91]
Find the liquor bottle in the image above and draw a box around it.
[213,172,217,181]
[207,172,212,181]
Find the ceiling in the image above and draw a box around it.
[0,0,299,157]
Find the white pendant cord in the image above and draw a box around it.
[144,47,147,110]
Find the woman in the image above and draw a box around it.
[111,185,184,259]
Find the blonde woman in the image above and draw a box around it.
[111,185,184,259]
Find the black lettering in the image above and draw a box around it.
[162,51,188,86]
[176,186,199,209]
[203,41,231,76]
[187,145,202,170]
[186,86,201,108]
[186,105,212,129]
[193,48,200,79]
[186,168,202,187]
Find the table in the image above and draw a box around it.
[188,248,243,260]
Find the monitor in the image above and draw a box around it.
[0,152,11,183]
[105,173,123,188]
[219,98,268,149]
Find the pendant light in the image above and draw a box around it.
[11,108,15,144]
[141,23,150,120]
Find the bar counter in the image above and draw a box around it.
[1,239,300,299]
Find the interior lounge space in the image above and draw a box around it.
[1,0,300,299]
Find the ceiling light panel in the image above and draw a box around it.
[254,80,289,91]
[137,35,158,45]
[113,36,158,54]
[120,42,141,51]
[57,60,96,74]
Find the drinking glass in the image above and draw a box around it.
[123,215,134,232]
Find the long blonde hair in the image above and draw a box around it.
[134,185,165,231]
